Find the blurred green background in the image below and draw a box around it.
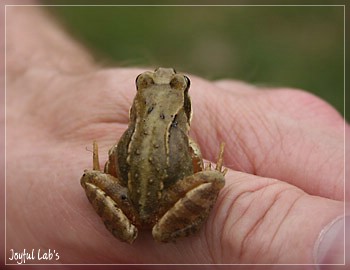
[46,4,346,120]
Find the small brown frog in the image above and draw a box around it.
[80,68,226,243]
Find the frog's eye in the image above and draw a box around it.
[170,75,190,90]
[136,73,154,90]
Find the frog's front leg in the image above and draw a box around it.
[80,142,138,243]
[153,143,226,242]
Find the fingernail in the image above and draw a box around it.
[314,215,347,266]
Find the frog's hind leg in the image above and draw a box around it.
[81,141,138,243]
[152,170,225,242]
[152,144,226,242]
[81,171,138,243]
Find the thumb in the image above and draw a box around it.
[210,170,343,263]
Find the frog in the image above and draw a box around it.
[80,67,226,243]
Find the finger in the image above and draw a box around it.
[214,79,260,95]
[189,79,346,200]
[19,69,345,200]
[9,68,144,143]
[209,170,344,263]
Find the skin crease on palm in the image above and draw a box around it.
[4,5,349,266]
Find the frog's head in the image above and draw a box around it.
[136,67,189,87]
[136,67,191,118]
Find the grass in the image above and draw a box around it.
[45,4,346,120]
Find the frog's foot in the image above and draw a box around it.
[205,142,228,175]
[152,169,225,243]
[80,170,138,244]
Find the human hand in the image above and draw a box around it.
[5,5,348,266]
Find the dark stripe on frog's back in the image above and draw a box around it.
[166,107,193,188]
[127,84,192,224]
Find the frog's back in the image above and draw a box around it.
[125,85,193,226]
